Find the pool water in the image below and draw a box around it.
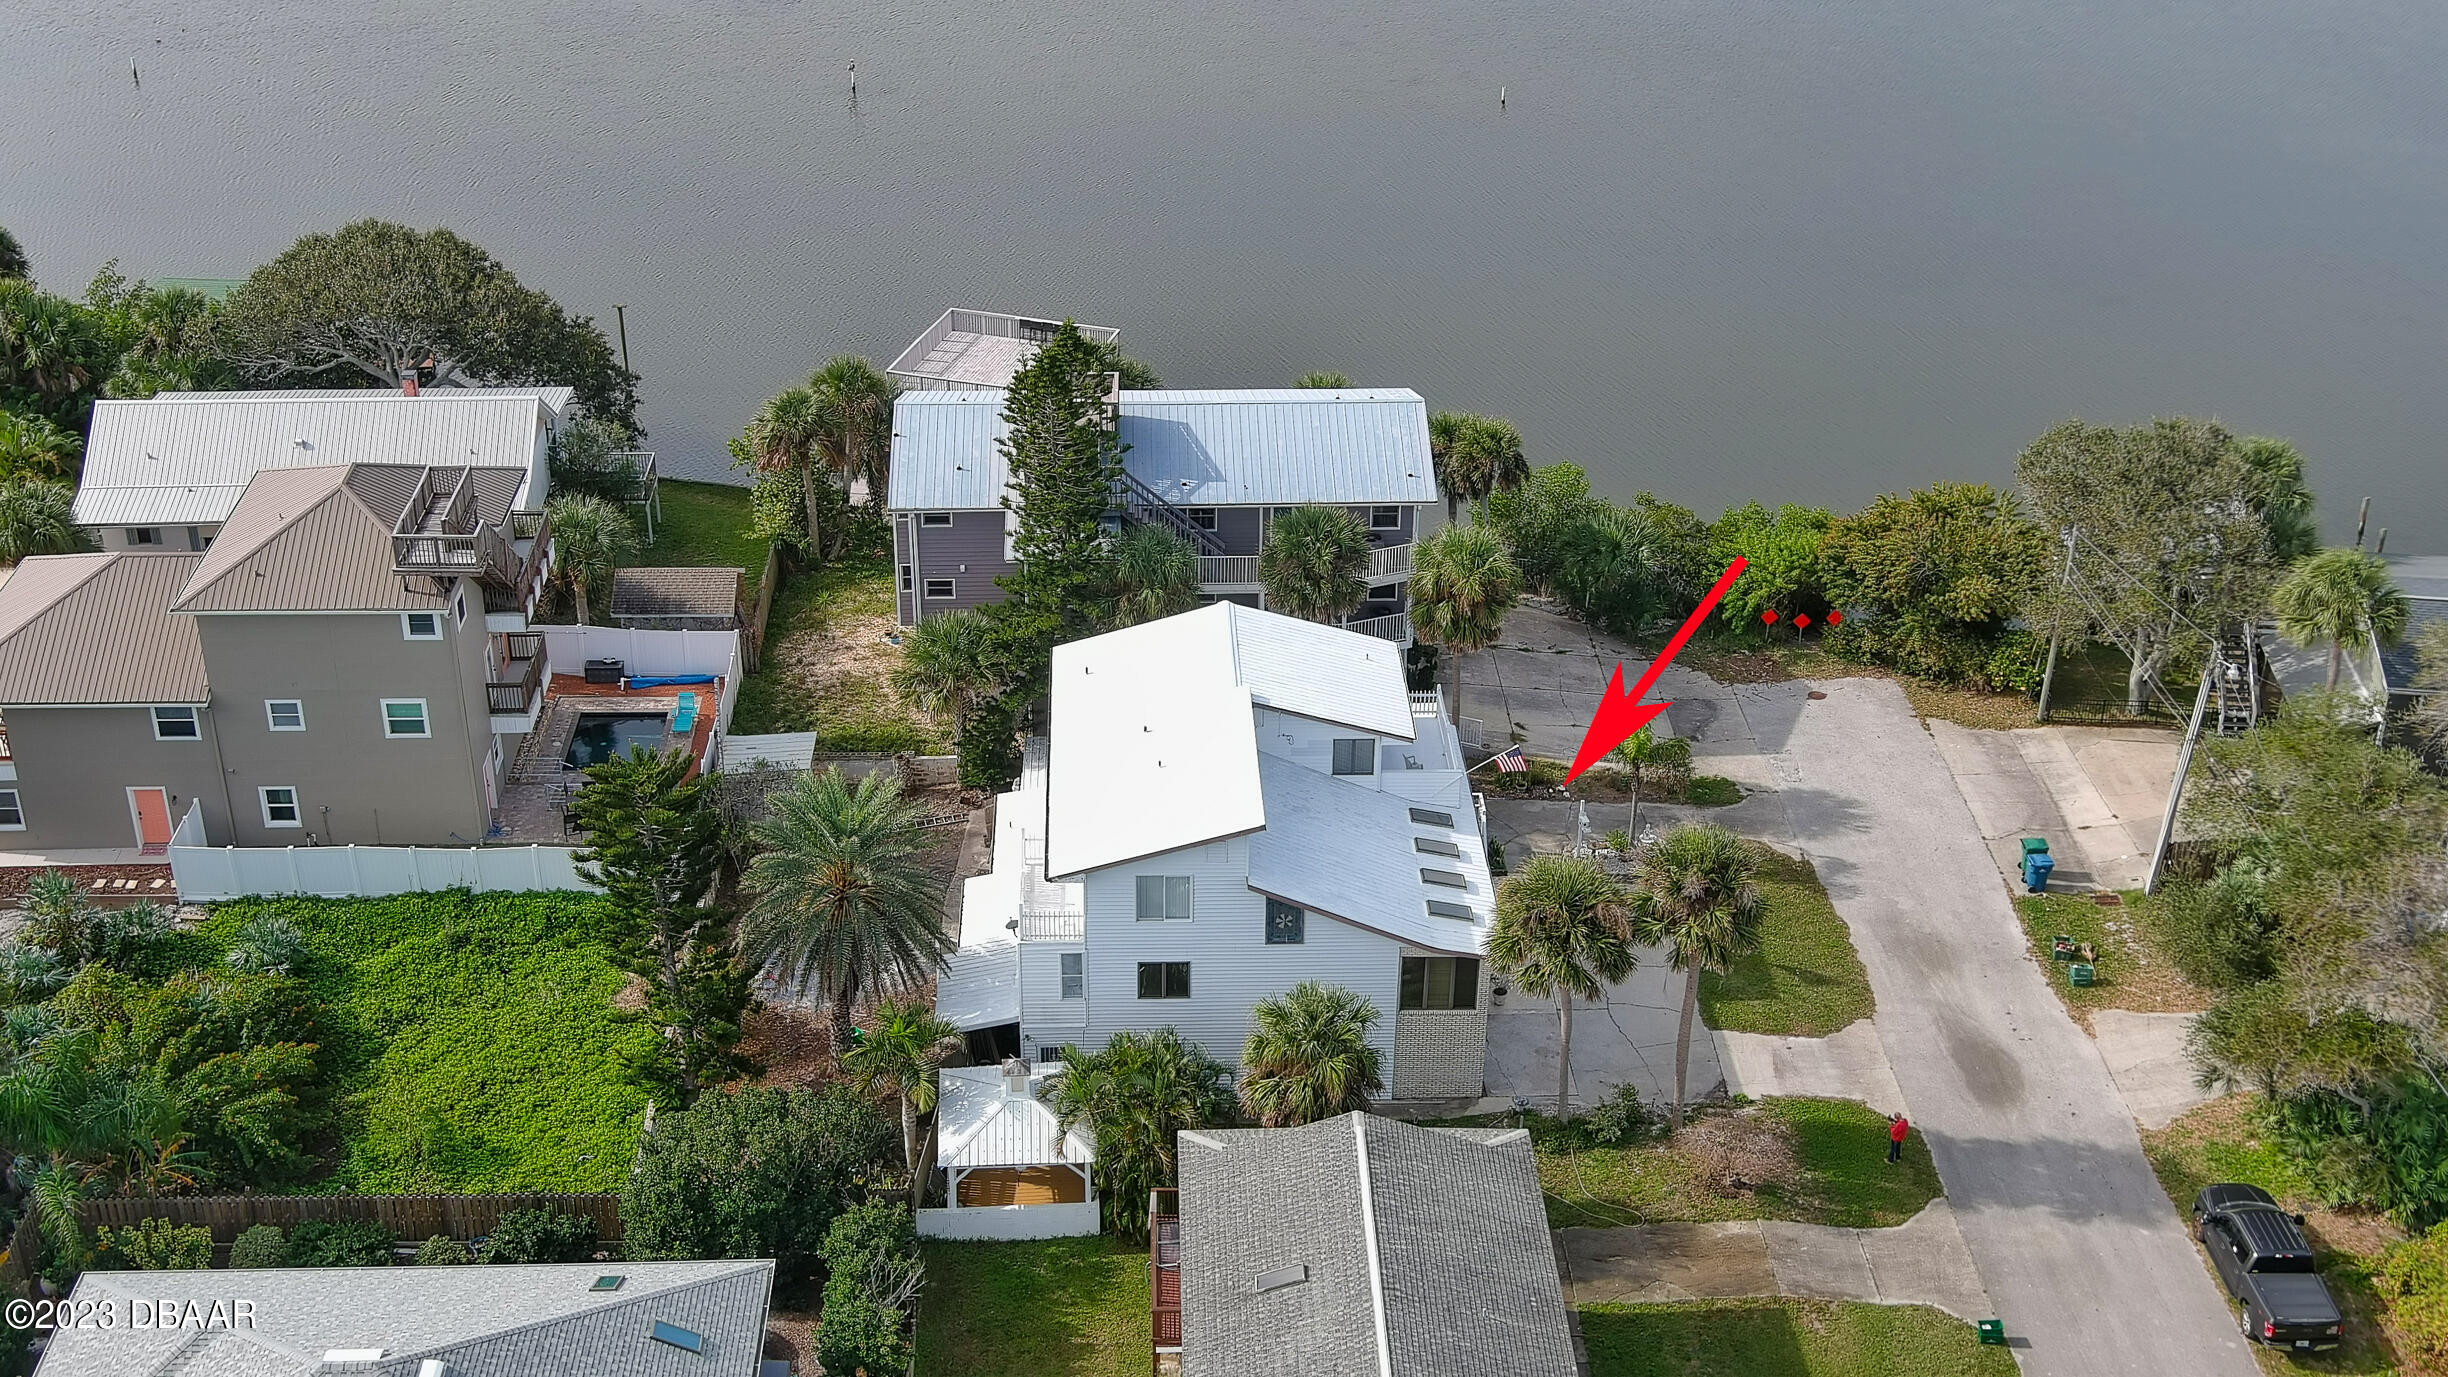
[565,713,670,768]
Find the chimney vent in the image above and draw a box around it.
[402,370,419,398]
[1000,1056,1032,1099]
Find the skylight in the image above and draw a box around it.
[1426,899,1474,920]
[1407,806,1455,827]
[1420,868,1467,888]
[650,1321,704,1353]
[1255,1263,1310,1293]
[1413,837,1461,857]
[591,1275,625,1291]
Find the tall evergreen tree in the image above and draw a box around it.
[570,747,747,1101]
[998,322,1124,642]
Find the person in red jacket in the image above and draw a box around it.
[1887,1112,1911,1163]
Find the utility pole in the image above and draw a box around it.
[613,304,632,377]
[2035,527,2079,723]
[2145,655,2216,895]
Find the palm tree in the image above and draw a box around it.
[806,355,900,514]
[0,412,81,480]
[0,227,28,281]
[740,766,954,1055]
[2235,436,2319,563]
[1259,504,1371,624]
[891,606,1004,742]
[1408,523,1522,725]
[0,281,104,405]
[1488,856,1637,1118]
[1295,371,1352,389]
[844,996,965,1208]
[748,383,828,553]
[2272,549,2410,691]
[1112,524,1201,627]
[1239,982,1384,1127]
[0,476,87,564]
[1048,1029,1234,1239]
[543,494,638,625]
[1428,412,1529,523]
[1627,825,1765,1128]
[1610,727,1693,844]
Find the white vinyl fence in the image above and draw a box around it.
[169,805,595,901]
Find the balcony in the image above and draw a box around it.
[486,634,545,733]
[1341,611,1412,644]
[1195,554,1259,586]
[1367,541,1413,582]
[481,507,552,623]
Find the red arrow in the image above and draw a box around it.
[1564,557,1749,783]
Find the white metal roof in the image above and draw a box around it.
[717,732,821,771]
[934,937,1022,1031]
[934,1063,1096,1171]
[75,391,550,529]
[886,388,1438,510]
[1247,756,1491,956]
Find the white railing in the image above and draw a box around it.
[1196,554,1260,585]
[171,835,594,901]
[917,1200,1100,1241]
[1408,688,1444,718]
[1368,542,1414,582]
[1342,612,1412,644]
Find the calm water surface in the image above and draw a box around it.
[7,0,2444,542]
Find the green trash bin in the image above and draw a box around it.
[1978,1319,2006,1346]
[2020,837,2051,857]
[2069,962,2096,987]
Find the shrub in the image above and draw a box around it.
[817,1201,920,1377]
[2147,869,2279,988]
[2269,1080,2448,1229]
[816,1293,911,1377]
[623,1085,897,1284]
[228,1224,286,1269]
[482,1208,599,1264]
[1684,776,1742,807]
[225,915,307,975]
[413,1234,472,1266]
[2376,1223,2448,1367]
[284,1218,397,1268]
[92,1218,212,1271]
[1675,1110,1800,1197]
[1579,1085,1659,1147]
[0,941,66,1002]
[1980,630,2047,694]
[957,696,1024,791]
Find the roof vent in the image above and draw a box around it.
[1001,1056,1033,1099]
[1255,1264,1309,1293]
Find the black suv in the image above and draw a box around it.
[2191,1184,2344,1352]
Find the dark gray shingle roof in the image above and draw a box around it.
[1176,1113,1576,1377]
[610,567,744,620]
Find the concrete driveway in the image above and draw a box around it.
[1485,959,1724,1113]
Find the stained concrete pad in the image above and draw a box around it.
[1485,959,1725,1112]
[1715,1019,1908,1117]
[1558,1203,1993,1322]
[2089,1009,2216,1130]
[1929,720,2178,894]
[1557,1221,1778,1303]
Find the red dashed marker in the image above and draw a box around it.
[1761,610,1779,625]
[1828,609,1844,626]
[1793,613,1813,630]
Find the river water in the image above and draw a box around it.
[8,0,2444,543]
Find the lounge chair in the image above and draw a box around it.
[671,691,698,736]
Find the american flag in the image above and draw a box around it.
[1491,745,1529,774]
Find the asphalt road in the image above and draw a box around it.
[1718,676,2259,1376]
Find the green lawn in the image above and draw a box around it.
[1459,1098,1940,1231]
[639,479,768,600]
[730,551,950,752]
[1581,1299,2017,1376]
[2014,891,2209,1025]
[916,1236,1150,1377]
[1701,847,1875,1036]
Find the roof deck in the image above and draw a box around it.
[888,308,1121,390]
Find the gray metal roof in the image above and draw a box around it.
[37,1259,774,1377]
[0,553,208,704]
[75,391,549,529]
[1176,1113,1575,1377]
[886,389,1438,510]
[611,567,744,620]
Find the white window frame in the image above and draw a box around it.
[922,577,956,601]
[0,789,23,831]
[920,511,954,527]
[380,698,432,739]
[1135,875,1194,921]
[401,612,444,640]
[1369,506,1402,530]
[150,705,200,741]
[899,564,913,592]
[1059,952,1085,1000]
[265,699,306,732]
[258,786,302,828]
[1332,737,1377,776]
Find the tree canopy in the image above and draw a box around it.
[1259,504,1371,624]
[1820,482,2049,686]
[999,322,1125,642]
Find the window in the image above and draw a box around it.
[1136,962,1192,999]
[923,577,956,600]
[1400,956,1480,1011]
[1368,583,1401,602]
[1415,836,1462,858]
[1425,899,1474,921]
[899,564,913,592]
[1186,508,1218,531]
[129,527,162,546]
[401,611,443,640]
[381,699,431,739]
[1331,738,1377,776]
[920,511,954,527]
[259,787,301,827]
[150,706,200,740]
[1038,1045,1065,1063]
[649,1321,704,1353]
[184,527,208,550]
[265,700,306,732]
[1421,867,1468,888]
[453,592,467,623]
[1059,952,1085,999]
[0,790,22,830]
[1135,875,1194,921]
[1370,506,1402,530]
[1265,898,1305,945]
[1408,806,1456,827]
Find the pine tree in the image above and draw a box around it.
[998,322,1124,640]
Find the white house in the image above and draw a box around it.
[932,603,1496,1100]
[918,1059,1100,1241]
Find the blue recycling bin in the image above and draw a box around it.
[2023,852,2056,893]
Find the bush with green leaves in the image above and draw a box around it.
[0,941,67,1002]
[16,872,178,972]
[957,694,1025,791]
[2375,1222,2448,1367]
[284,1218,397,1268]
[482,1208,600,1264]
[2268,1083,2448,1231]
[91,1218,213,1271]
[228,1225,286,1269]
[816,1201,920,1377]
[224,915,306,975]
[2147,869,2279,989]
[1708,501,1834,631]
[1578,1084,1660,1147]
[622,1085,896,1284]
[413,1234,472,1266]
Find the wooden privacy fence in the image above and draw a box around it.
[0,1205,43,1294]
[77,1192,624,1245]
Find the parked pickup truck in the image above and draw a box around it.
[2191,1184,2344,1352]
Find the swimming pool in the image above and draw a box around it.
[565,712,670,768]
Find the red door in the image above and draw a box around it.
[129,788,172,854]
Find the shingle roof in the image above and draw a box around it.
[611,567,744,620]
[0,553,208,704]
[886,389,1438,510]
[1176,1114,1575,1377]
[38,1260,774,1377]
[171,464,523,613]
[75,391,550,529]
